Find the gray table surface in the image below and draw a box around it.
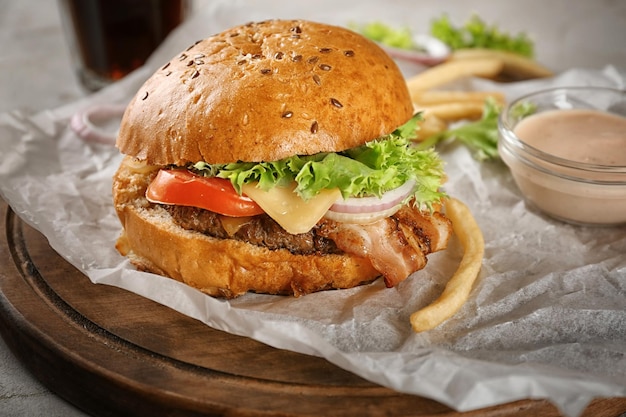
[0,1,624,416]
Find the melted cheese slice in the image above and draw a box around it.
[242,182,341,235]
[219,216,253,237]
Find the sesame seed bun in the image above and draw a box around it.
[112,19,438,298]
[116,19,413,165]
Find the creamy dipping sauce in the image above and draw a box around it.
[499,105,626,226]
[513,109,626,165]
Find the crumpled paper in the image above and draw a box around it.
[1,1,626,416]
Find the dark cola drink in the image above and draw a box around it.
[60,0,188,91]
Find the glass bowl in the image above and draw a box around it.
[498,86,626,226]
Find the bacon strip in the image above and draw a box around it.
[318,206,452,287]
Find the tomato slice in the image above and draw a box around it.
[146,169,264,217]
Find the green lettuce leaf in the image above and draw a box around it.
[416,97,502,161]
[415,97,539,162]
[192,114,446,209]
[430,14,534,58]
[350,21,417,50]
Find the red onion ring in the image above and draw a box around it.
[70,103,127,145]
[379,35,450,67]
[329,179,416,214]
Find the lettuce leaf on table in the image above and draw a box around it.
[416,98,502,161]
[430,14,534,58]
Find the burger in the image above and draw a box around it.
[112,19,452,298]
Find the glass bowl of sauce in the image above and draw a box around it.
[498,86,626,226]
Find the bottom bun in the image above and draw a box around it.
[112,157,380,298]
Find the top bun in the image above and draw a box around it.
[117,19,413,165]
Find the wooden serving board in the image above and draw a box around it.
[1,199,625,417]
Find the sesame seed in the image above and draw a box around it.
[191,70,200,79]
[319,64,331,71]
[260,68,272,75]
[185,40,202,51]
[282,111,293,118]
[161,62,170,70]
[274,51,284,60]
[330,98,343,108]
[178,53,188,61]
[312,74,321,85]
[344,50,355,57]
[310,121,318,133]
[319,48,333,53]
[307,56,319,64]
[141,91,149,100]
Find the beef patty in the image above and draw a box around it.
[163,205,342,255]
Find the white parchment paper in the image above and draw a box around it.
[1,1,625,416]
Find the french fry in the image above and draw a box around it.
[418,102,485,122]
[415,113,448,139]
[406,58,504,93]
[450,48,553,80]
[411,90,505,106]
[410,198,484,332]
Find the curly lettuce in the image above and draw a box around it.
[192,114,446,209]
